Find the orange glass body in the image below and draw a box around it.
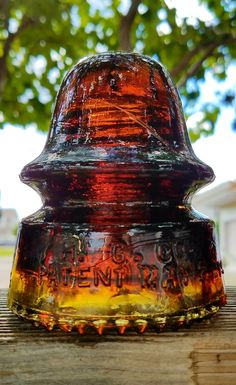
[8,53,226,334]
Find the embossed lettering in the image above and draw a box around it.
[40,234,203,290]
[138,265,159,288]
[113,266,125,288]
[155,242,173,264]
[78,267,91,287]
[94,267,111,287]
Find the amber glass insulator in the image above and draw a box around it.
[8,53,226,334]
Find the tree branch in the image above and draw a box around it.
[171,29,236,82]
[176,35,235,88]
[1,0,10,30]
[3,17,34,59]
[170,45,201,79]
[0,17,35,97]
[119,0,142,51]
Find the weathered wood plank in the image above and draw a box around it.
[0,288,236,385]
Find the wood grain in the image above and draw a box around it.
[0,287,236,385]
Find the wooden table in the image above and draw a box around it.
[0,287,236,385]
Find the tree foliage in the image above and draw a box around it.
[0,0,235,140]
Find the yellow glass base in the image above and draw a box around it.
[8,295,225,334]
[8,223,226,334]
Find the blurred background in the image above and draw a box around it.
[0,0,236,288]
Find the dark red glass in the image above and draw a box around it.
[8,53,226,334]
